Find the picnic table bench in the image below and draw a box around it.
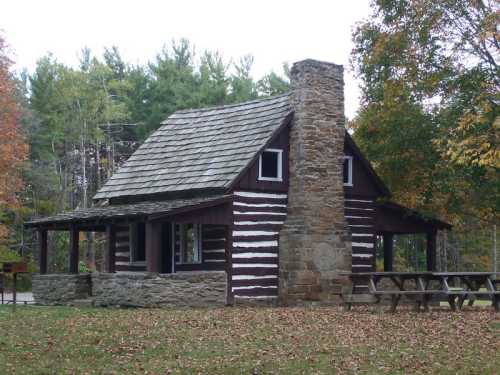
[344,272,499,312]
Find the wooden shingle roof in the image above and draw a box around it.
[94,94,292,200]
[26,195,230,228]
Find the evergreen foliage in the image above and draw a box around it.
[2,38,290,272]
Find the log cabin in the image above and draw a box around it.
[26,59,450,307]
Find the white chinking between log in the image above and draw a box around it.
[231,191,287,299]
[344,198,376,293]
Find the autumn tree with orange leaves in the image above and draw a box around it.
[0,35,28,242]
[351,0,499,225]
[351,0,499,271]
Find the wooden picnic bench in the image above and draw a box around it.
[344,272,499,312]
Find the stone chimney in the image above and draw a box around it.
[279,59,351,304]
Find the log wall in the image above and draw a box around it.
[173,224,227,271]
[230,191,287,300]
[114,227,147,272]
[344,196,376,293]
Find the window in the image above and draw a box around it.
[177,223,202,264]
[343,156,353,186]
[130,223,146,263]
[258,148,283,182]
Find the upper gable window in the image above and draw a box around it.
[259,148,283,182]
[343,156,353,186]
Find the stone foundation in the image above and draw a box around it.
[92,271,227,308]
[32,274,91,305]
[32,271,227,308]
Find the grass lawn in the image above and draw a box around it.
[0,305,498,374]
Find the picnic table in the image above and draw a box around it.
[345,272,500,312]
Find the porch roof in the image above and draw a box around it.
[375,201,452,234]
[25,194,231,230]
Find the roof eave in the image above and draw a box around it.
[148,195,231,221]
[377,200,452,230]
[25,194,231,230]
[97,187,227,205]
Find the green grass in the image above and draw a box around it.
[0,305,498,374]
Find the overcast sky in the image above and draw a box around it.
[1,0,372,119]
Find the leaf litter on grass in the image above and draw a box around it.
[0,305,498,374]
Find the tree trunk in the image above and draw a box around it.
[95,140,101,189]
[493,225,497,273]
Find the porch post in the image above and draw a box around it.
[225,224,234,305]
[383,233,394,271]
[145,221,162,273]
[426,230,437,271]
[105,224,116,273]
[69,225,79,274]
[38,229,48,274]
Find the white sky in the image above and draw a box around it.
[1,0,372,119]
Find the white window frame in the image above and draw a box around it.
[177,223,203,265]
[258,148,283,182]
[343,156,353,187]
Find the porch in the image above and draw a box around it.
[26,195,232,307]
[342,202,500,311]
[374,201,453,272]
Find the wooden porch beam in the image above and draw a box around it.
[38,229,48,274]
[145,221,162,273]
[383,233,394,272]
[69,226,79,274]
[105,224,116,273]
[426,230,437,271]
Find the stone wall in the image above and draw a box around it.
[92,271,227,308]
[279,59,352,304]
[32,274,91,305]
